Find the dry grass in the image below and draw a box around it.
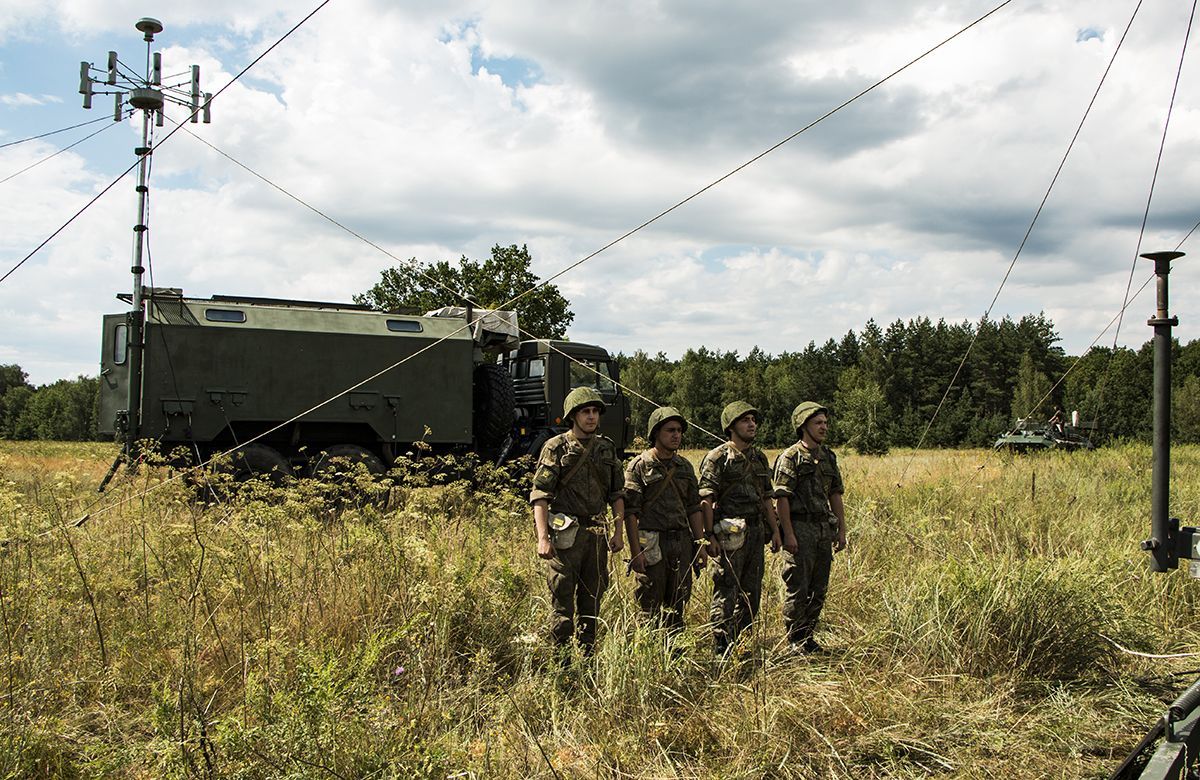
[0,441,1196,777]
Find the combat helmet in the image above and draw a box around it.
[721,400,759,434]
[647,406,688,442]
[791,401,829,435]
[563,387,606,421]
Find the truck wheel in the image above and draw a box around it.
[473,363,516,455]
[228,443,291,485]
[310,444,385,477]
[310,444,388,509]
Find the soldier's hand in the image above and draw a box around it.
[834,530,847,552]
[783,535,799,555]
[629,550,646,574]
[707,539,721,558]
[770,530,782,553]
[608,531,624,553]
[537,536,557,560]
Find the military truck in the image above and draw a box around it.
[98,288,630,478]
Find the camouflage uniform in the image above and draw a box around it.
[700,441,773,654]
[530,429,624,651]
[625,450,703,632]
[772,440,844,644]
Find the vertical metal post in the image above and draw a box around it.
[124,109,152,459]
[1142,251,1183,572]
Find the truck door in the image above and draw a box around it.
[98,313,129,437]
[564,358,627,449]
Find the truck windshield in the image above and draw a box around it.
[568,360,616,393]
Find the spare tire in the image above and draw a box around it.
[473,363,516,454]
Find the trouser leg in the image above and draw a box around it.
[712,524,765,652]
[575,530,609,652]
[735,526,766,639]
[661,531,693,633]
[635,530,692,632]
[781,520,830,643]
[546,541,581,646]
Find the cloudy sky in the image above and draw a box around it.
[0,0,1197,385]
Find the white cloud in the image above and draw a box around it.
[0,92,62,106]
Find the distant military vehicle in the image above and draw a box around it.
[993,411,1095,453]
[98,288,630,479]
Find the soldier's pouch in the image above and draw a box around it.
[549,513,580,550]
[638,530,663,566]
[715,517,747,552]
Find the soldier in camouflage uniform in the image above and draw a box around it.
[772,402,847,653]
[530,387,626,655]
[700,401,785,656]
[624,407,708,633]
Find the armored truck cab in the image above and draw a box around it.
[99,289,630,475]
[505,339,631,459]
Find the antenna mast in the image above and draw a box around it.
[79,18,212,460]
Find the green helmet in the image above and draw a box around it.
[647,406,688,442]
[791,401,829,435]
[721,400,759,434]
[563,387,606,421]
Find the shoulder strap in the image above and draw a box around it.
[559,432,599,490]
[644,460,679,507]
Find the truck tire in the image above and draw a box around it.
[310,444,388,509]
[473,363,516,454]
[228,443,291,485]
[310,444,386,478]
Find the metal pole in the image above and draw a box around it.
[124,109,151,459]
[1142,251,1183,572]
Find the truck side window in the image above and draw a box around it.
[205,308,247,323]
[113,323,128,365]
[568,360,615,393]
[386,320,423,333]
[528,358,545,379]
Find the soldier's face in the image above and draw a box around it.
[656,421,684,452]
[573,405,602,434]
[731,414,757,443]
[803,413,829,444]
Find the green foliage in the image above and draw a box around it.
[355,243,574,340]
[834,366,890,455]
[0,370,99,441]
[613,314,1080,450]
[1010,351,1053,422]
[1175,374,1200,443]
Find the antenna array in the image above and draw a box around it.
[78,19,213,459]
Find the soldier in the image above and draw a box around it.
[530,387,625,656]
[772,402,847,653]
[624,407,708,633]
[700,401,785,657]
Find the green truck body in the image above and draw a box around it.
[98,289,630,472]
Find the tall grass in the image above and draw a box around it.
[0,440,1196,777]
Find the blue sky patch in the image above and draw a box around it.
[470,51,543,89]
[1076,27,1103,43]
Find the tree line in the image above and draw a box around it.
[4,315,1200,448]
[616,314,1200,453]
[0,365,100,441]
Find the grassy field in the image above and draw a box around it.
[0,440,1198,778]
